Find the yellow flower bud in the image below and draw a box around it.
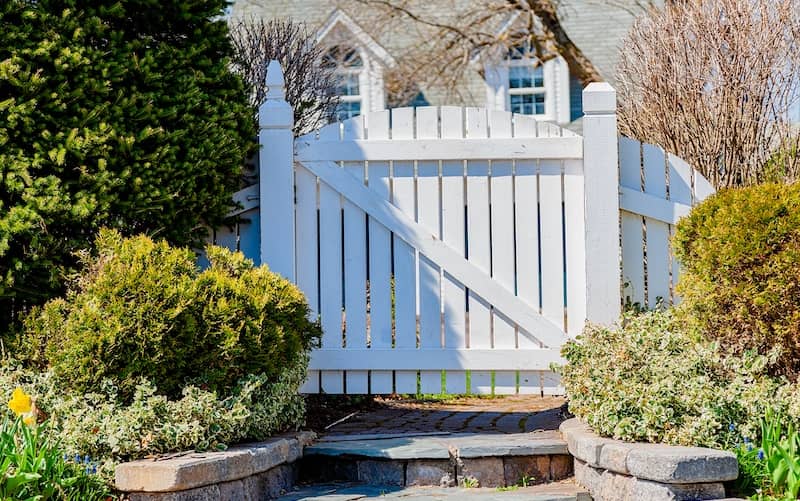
[23,414,36,427]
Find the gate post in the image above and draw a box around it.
[582,83,621,325]
[259,60,296,282]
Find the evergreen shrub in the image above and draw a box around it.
[21,230,320,400]
[673,182,800,376]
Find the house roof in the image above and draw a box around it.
[231,0,645,84]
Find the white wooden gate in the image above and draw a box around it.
[212,61,713,395]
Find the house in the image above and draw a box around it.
[230,1,646,131]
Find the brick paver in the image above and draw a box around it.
[324,396,566,436]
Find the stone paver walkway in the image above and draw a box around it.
[323,396,566,436]
[277,482,590,500]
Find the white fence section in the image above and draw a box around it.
[209,61,714,396]
[618,138,716,309]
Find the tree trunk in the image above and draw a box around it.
[523,0,604,85]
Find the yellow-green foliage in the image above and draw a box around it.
[561,311,780,447]
[0,359,309,479]
[21,230,320,400]
[673,182,800,377]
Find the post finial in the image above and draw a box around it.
[265,60,286,100]
[582,82,616,115]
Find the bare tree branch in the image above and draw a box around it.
[229,18,339,136]
[618,0,800,187]
[350,0,608,106]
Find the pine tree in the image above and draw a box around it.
[0,0,255,328]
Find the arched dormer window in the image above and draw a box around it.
[323,45,365,121]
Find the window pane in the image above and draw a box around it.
[510,93,545,115]
[533,66,544,87]
[509,65,544,89]
[323,45,363,69]
[509,66,532,89]
[334,74,360,97]
[335,101,361,121]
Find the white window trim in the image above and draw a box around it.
[485,55,571,125]
[334,61,365,120]
[316,9,394,115]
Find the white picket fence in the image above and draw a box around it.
[618,138,715,309]
[209,61,714,395]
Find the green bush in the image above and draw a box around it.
[673,182,800,377]
[0,0,254,331]
[21,230,320,400]
[0,360,308,480]
[561,311,780,447]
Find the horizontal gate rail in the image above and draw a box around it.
[310,348,563,371]
[295,137,583,161]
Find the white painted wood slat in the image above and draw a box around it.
[342,117,369,395]
[390,108,418,394]
[563,159,586,337]
[416,107,443,394]
[539,159,565,332]
[619,137,645,308]
[295,137,583,161]
[489,111,517,352]
[310,348,563,371]
[440,107,467,394]
[642,144,670,309]
[365,110,394,393]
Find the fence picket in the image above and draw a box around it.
[295,165,322,392]
[563,159,586,337]
[539,159,565,332]
[366,111,394,395]
[516,122,544,394]
[342,116,369,395]
[619,137,645,308]
[416,107,444,394]
[390,108,417,394]
[668,154,694,302]
[643,144,670,308]
[440,106,468,394]
[489,111,517,395]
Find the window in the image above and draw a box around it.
[323,45,364,121]
[506,44,546,116]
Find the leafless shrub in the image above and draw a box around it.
[617,0,800,188]
[229,18,339,136]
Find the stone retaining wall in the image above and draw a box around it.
[115,431,315,500]
[560,419,739,501]
[300,453,574,488]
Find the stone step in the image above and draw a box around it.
[299,432,572,488]
[277,481,592,500]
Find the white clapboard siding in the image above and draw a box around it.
[619,137,716,307]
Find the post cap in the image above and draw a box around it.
[582,82,617,114]
[265,60,286,100]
